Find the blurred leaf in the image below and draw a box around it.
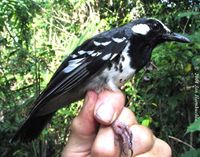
[192,56,200,67]
[184,63,192,73]
[142,117,152,127]
[186,118,200,133]
[177,11,200,18]
[181,149,200,157]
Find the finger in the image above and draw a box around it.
[130,125,154,156]
[91,125,120,157]
[117,107,138,126]
[152,138,172,156]
[62,91,98,157]
[135,138,172,157]
[94,90,125,125]
[153,138,172,156]
[142,138,172,157]
[91,107,138,157]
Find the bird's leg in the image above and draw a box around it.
[112,120,133,157]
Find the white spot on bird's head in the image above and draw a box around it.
[132,24,150,35]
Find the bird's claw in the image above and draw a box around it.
[112,121,133,157]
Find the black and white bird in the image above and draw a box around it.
[11,18,190,143]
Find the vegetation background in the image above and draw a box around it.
[0,0,199,156]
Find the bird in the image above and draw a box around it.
[11,18,190,144]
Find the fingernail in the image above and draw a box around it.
[96,103,114,123]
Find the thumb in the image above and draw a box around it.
[62,91,98,157]
[94,90,125,125]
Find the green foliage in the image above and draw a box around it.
[0,0,199,157]
[186,118,200,133]
[181,149,200,157]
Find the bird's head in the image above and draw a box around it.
[131,18,190,47]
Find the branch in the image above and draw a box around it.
[168,135,194,149]
[14,84,35,92]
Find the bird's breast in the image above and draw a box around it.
[85,48,136,92]
[103,51,136,89]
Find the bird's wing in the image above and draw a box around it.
[30,30,130,114]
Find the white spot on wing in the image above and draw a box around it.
[112,37,126,43]
[63,58,84,73]
[93,41,101,46]
[132,24,150,35]
[93,40,112,46]
[91,53,96,57]
[110,53,118,60]
[87,50,95,55]
[77,50,86,55]
[68,58,84,63]
[90,51,102,57]
[96,52,102,56]
[102,53,111,60]
[77,50,95,56]
[71,54,77,58]
[102,41,111,46]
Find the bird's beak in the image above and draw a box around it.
[162,32,190,43]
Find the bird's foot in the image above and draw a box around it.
[112,120,133,157]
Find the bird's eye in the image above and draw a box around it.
[153,23,160,31]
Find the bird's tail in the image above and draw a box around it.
[10,112,54,143]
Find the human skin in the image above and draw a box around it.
[61,90,172,157]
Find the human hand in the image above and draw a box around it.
[62,90,172,157]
